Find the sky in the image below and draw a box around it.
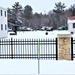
[0,0,75,14]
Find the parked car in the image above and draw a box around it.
[17,27,34,31]
[41,26,54,31]
[58,26,68,30]
[27,27,34,31]
[17,27,26,31]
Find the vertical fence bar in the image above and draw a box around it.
[51,39,52,60]
[9,39,11,58]
[23,39,24,59]
[32,39,33,59]
[71,37,73,60]
[6,39,8,58]
[53,39,54,60]
[13,39,14,59]
[11,38,13,59]
[56,38,58,60]
[20,39,23,59]
[46,39,47,59]
[16,39,17,59]
[48,39,49,59]
[30,39,31,59]
[24,39,26,59]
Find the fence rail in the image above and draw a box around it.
[0,38,75,60]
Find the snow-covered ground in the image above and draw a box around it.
[7,30,73,39]
[0,59,75,74]
[0,30,75,75]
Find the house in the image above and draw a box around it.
[68,16,75,34]
[0,7,8,38]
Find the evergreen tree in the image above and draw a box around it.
[69,4,75,16]
[24,5,33,20]
[12,2,22,15]
[53,2,66,28]
[53,2,66,14]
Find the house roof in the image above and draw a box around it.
[68,16,75,20]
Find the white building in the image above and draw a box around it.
[68,16,75,33]
[0,7,8,38]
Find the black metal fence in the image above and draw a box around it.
[0,38,57,59]
[0,37,75,60]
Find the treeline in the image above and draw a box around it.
[8,2,75,30]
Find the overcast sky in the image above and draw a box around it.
[0,0,75,14]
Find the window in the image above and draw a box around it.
[73,23,75,28]
[1,10,2,16]
[5,11,6,17]
[5,24,7,30]
[1,24,3,30]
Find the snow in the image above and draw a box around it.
[7,30,71,39]
[0,30,75,74]
[0,59,75,74]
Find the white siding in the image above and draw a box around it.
[68,20,75,33]
[0,7,8,38]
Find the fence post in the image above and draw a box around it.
[56,38,58,60]
[71,37,73,60]
[11,38,13,59]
